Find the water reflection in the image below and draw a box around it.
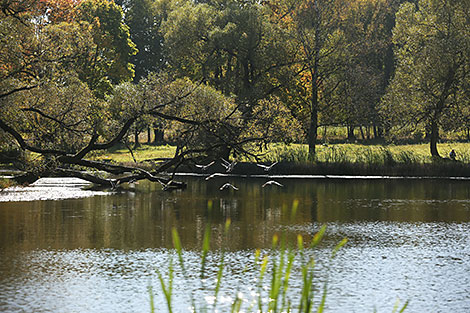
[1,177,470,312]
[1,178,470,251]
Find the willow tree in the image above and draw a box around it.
[0,0,254,187]
[170,1,295,104]
[382,0,470,157]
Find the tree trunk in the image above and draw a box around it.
[153,128,164,145]
[308,107,318,161]
[377,126,383,139]
[134,130,140,149]
[430,120,440,157]
[360,126,365,140]
[373,124,384,139]
[308,66,319,161]
[308,40,320,161]
[147,127,151,144]
[347,126,356,141]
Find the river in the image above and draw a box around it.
[1,176,470,312]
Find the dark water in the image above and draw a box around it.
[1,176,470,312]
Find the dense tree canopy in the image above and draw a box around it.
[381,0,470,157]
[267,0,351,159]
[123,0,166,81]
[1,0,470,187]
[162,0,289,108]
[76,0,137,96]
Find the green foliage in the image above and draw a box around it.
[161,77,242,157]
[0,178,15,189]
[269,0,351,160]
[247,96,305,144]
[162,0,289,108]
[2,0,470,172]
[323,0,398,134]
[262,143,433,165]
[381,0,470,157]
[4,73,105,152]
[77,0,137,96]
[123,0,166,81]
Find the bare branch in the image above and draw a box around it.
[73,118,137,160]
[21,107,87,133]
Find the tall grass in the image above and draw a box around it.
[263,143,470,165]
[149,201,408,313]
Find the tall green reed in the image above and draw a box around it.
[150,201,407,313]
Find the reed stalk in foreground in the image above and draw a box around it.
[150,201,408,312]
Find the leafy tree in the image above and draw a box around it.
[36,0,80,23]
[162,0,294,157]
[268,0,349,159]
[123,0,166,81]
[108,82,149,149]
[1,69,262,187]
[0,1,90,163]
[76,0,137,96]
[381,0,470,157]
[162,0,289,110]
[0,0,96,116]
[323,0,401,141]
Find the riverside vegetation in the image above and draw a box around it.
[1,0,469,188]
[0,1,465,311]
[150,201,408,313]
[89,142,470,178]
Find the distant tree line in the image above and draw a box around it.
[118,0,469,158]
[0,0,469,185]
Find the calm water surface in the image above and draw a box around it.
[1,176,470,312]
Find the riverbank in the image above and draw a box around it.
[98,142,470,177]
[3,142,470,190]
[92,142,470,164]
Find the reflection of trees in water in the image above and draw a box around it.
[219,198,239,218]
[3,179,470,252]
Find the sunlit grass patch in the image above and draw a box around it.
[93,144,177,163]
[261,142,470,165]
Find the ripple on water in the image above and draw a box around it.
[1,223,470,313]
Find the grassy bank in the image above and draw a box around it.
[92,144,177,163]
[91,142,470,177]
[260,142,470,163]
[94,142,470,164]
